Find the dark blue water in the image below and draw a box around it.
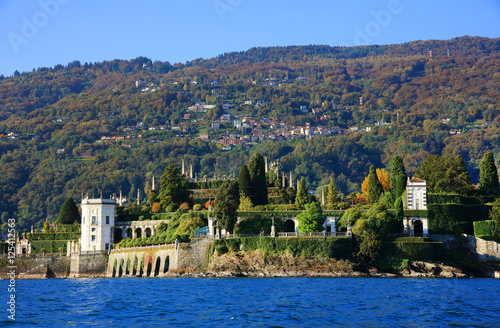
[1,278,499,327]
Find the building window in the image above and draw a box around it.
[105,243,109,250]
[106,216,110,224]
[91,235,96,242]
[92,216,97,224]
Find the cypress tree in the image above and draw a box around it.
[159,163,191,211]
[248,153,268,205]
[326,177,340,205]
[57,197,80,224]
[480,152,499,191]
[237,164,253,199]
[213,180,240,233]
[368,166,384,204]
[390,155,406,200]
[394,196,404,222]
[295,177,308,206]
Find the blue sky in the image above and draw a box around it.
[0,0,498,77]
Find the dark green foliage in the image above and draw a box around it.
[473,220,500,237]
[214,180,240,233]
[394,196,404,222]
[390,156,406,201]
[403,210,429,217]
[295,177,308,206]
[427,204,491,234]
[147,190,158,206]
[415,152,472,194]
[489,198,500,221]
[479,152,499,191]
[159,164,191,211]
[368,166,384,204]
[27,232,80,241]
[235,217,278,235]
[214,237,353,259]
[381,241,445,261]
[30,240,69,254]
[248,153,268,205]
[326,177,340,205]
[57,198,80,224]
[237,164,253,199]
[357,232,382,265]
[296,202,325,232]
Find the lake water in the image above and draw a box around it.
[2,277,499,327]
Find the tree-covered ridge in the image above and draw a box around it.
[0,36,499,233]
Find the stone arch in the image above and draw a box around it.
[114,228,123,244]
[145,227,152,238]
[414,219,423,236]
[164,255,170,274]
[154,256,161,277]
[138,260,144,277]
[112,266,116,278]
[283,219,295,233]
[135,228,142,238]
[146,261,152,277]
[126,228,132,238]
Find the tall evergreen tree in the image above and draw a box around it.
[57,197,80,224]
[480,152,499,191]
[248,153,268,205]
[295,177,308,206]
[368,166,384,204]
[237,164,253,199]
[394,196,404,222]
[390,155,406,200]
[326,177,340,206]
[213,180,240,234]
[159,164,191,211]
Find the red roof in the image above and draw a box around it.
[410,178,425,183]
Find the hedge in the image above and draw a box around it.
[427,193,481,205]
[213,237,353,259]
[27,232,80,241]
[51,224,81,233]
[473,220,500,237]
[382,241,445,261]
[427,204,491,234]
[30,240,69,254]
[404,210,428,217]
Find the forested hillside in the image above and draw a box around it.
[0,36,499,232]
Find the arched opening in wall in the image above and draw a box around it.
[154,257,161,277]
[145,227,152,238]
[135,228,142,238]
[164,256,170,273]
[114,228,123,244]
[139,263,143,277]
[125,258,130,276]
[213,220,218,236]
[112,266,116,278]
[126,228,132,238]
[414,220,423,236]
[283,219,295,233]
[146,261,152,277]
[118,259,124,278]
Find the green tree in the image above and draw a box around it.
[296,202,325,232]
[247,153,268,205]
[326,177,340,205]
[489,198,500,222]
[357,231,382,265]
[368,166,384,204]
[159,164,191,211]
[295,177,308,206]
[213,180,240,234]
[480,152,499,191]
[390,155,406,201]
[57,197,80,224]
[415,152,472,194]
[147,190,158,206]
[394,196,404,223]
[237,164,253,199]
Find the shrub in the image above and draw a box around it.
[473,220,500,237]
[193,204,202,211]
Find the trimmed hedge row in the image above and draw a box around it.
[473,220,500,237]
[382,241,445,261]
[213,237,353,259]
[427,193,481,205]
[27,232,80,241]
[30,240,69,254]
[404,210,428,217]
[427,204,491,234]
[51,224,81,233]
